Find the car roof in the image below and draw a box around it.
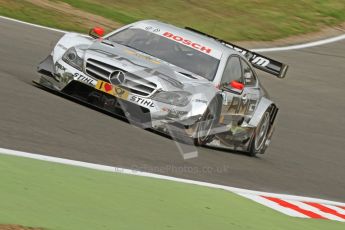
[131,20,238,59]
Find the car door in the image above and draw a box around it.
[219,55,245,123]
[240,57,260,117]
[219,55,260,124]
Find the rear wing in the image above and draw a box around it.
[185,27,288,78]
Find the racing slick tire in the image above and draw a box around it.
[194,96,222,146]
[247,109,271,156]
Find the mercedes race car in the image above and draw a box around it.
[35,20,288,156]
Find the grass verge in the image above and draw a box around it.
[1,0,345,41]
[0,0,87,33]
[0,153,344,230]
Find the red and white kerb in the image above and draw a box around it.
[237,193,345,222]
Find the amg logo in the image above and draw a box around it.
[227,97,257,115]
[223,44,270,67]
[224,43,248,56]
[251,55,270,67]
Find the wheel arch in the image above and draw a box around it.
[52,33,93,63]
[248,97,278,127]
[247,99,278,156]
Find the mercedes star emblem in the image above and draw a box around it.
[109,70,126,85]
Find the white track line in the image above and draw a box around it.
[1,15,345,52]
[1,147,345,207]
[0,16,67,33]
[251,34,345,52]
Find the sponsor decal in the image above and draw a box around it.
[226,95,257,115]
[60,72,74,84]
[224,43,270,67]
[95,80,129,100]
[131,23,222,58]
[162,32,212,54]
[74,73,97,86]
[130,95,155,108]
[224,43,248,56]
[193,99,207,104]
[57,44,67,50]
[125,49,161,64]
[55,62,66,71]
[162,107,188,117]
[250,55,270,67]
[145,26,161,33]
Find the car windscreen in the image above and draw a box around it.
[106,28,220,81]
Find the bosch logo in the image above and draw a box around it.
[109,70,126,85]
[162,32,212,54]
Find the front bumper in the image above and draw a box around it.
[36,56,201,129]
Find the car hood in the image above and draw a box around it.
[82,40,211,91]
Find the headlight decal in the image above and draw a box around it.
[153,91,191,107]
[62,47,84,71]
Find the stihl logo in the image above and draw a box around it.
[251,56,270,67]
[162,32,212,54]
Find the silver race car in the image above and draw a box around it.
[35,20,288,156]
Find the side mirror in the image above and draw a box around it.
[221,80,244,95]
[230,80,244,90]
[89,27,105,38]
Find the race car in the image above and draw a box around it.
[35,20,288,156]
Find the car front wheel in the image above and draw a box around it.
[194,97,221,146]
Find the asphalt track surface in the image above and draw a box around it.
[0,18,344,201]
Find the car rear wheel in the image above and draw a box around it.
[248,110,271,156]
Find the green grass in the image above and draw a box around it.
[0,0,87,33]
[0,154,344,230]
[1,0,345,41]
